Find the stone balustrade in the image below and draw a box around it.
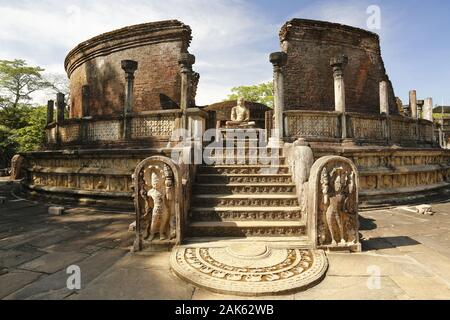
[44,109,183,147]
[284,110,435,147]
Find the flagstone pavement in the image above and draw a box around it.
[1,179,449,300]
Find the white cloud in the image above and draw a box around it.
[0,0,278,105]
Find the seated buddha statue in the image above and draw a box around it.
[225,98,256,128]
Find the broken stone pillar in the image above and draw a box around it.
[179,53,196,134]
[46,100,54,124]
[330,55,348,139]
[56,93,65,123]
[379,80,389,115]
[417,100,424,118]
[121,60,138,140]
[409,90,418,119]
[423,97,433,121]
[81,85,90,117]
[269,52,287,146]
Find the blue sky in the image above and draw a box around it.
[0,0,449,106]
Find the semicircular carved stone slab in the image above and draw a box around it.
[132,155,183,251]
[170,245,328,296]
[307,156,361,252]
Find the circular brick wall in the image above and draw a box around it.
[65,20,192,118]
[280,19,397,114]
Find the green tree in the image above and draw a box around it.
[0,59,51,109]
[225,81,274,108]
[0,59,52,168]
[12,105,47,153]
[0,124,17,168]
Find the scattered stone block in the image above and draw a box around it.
[416,204,433,215]
[128,221,136,232]
[48,206,65,216]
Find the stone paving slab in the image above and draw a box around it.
[19,251,89,274]
[0,270,42,299]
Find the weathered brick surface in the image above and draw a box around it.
[280,19,397,114]
[65,20,192,118]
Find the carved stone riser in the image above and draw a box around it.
[206,148,282,156]
[193,185,296,195]
[203,157,286,165]
[196,175,292,184]
[189,210,302,221]
[28,172,132,192]
[187,226,306,237]
[192,198,300,207]
[198,166,290,175]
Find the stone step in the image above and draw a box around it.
[182,236,312,248]
[192,194,299,207]
[187,220,306,238]
[205,147,282,156]
[196,173,292,184]
[189,206,302,221]
[198,165,290,175]
[193,183,296,195]
[212,139,266,148]
[203,156,285,166]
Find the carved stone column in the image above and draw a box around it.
[423,97,433,122]
[56,93,65,124]
[409,90,418,119]
[330,55,348,140]
[178,53,196,134]
[46,100,54,124]
[379,79,390,142]
[121,60,138,140]
[269,52,287,146]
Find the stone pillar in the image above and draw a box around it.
[81,85,90,117]
[178,53,196,134]
[423,98,433,122]
[330,55,348,139]
[121,60,138,140]
[417,100,424,119]
[409,90,418,119]
[46,100,54,124]
[56,93,65,123]
[379,80,390,142]
[379,80,389,115]
[269,52,287,146]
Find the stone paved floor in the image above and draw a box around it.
[1,179,449,300]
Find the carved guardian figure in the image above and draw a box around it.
[132,156,182,251]
[308,156,361,252]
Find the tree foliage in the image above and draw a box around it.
[225,81,274,108]
[0,59,51,109]
[0,59,51,168]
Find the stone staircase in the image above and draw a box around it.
[186,130,308,242]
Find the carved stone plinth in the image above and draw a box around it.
[307,156,361,252]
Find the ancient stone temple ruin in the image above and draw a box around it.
[13,19,450,295]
